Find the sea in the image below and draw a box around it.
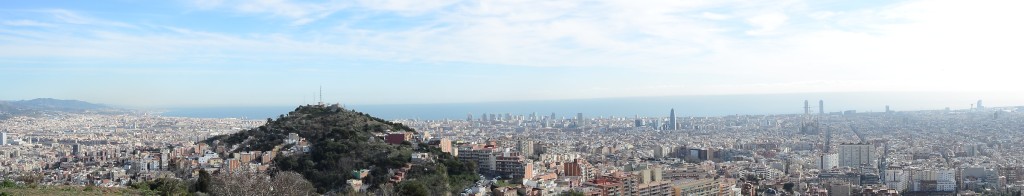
[158,92,1024,120]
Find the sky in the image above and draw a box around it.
[1,0,1023,107]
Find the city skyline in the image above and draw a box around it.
[4,1,1024,195]
[3,92,1018,121]
[3,0,1023,107]
[4,97,1021,195]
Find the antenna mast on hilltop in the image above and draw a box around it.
[319,86,324,106]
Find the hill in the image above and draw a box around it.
[8,98,109,110]
[0,98,120,119]
[205,104,478,195]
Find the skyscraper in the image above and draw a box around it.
[804,100,810,115]
[669,108,676,131]
[651,119,661,130]
[467,113,473,121]
[819,100,824,114]
[1,132,6,145]
[977,100,984,109]
[825,126,832,153]
[576,113,584,128]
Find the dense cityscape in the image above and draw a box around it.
[3,0,1023,195]
[2,99,1022,196]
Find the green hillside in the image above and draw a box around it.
[207,104,477,194]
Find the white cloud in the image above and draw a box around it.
[1,20,55,27]
[5,0,1024,102]
[744,13,788,35]
[701,12,732,20]
[43,9,134,27]
[187,0,350,25]
[357,0,460,14]
[190,0,225,9]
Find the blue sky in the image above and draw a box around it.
[1,0,1022,107]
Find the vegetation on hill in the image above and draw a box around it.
[1,179,149,196]
[393,143,480,195]
[207,104,479,194]
[4,104,477,195]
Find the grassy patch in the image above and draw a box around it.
[0,185,147,196]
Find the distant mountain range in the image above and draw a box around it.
[0,98,122,119]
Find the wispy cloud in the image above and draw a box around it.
[744,13,788,35]
[1,20,55,27]
[186,0,351,25]
[2,0,1023,104]
[42,9,135,27]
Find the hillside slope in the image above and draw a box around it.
[207,104,477,194]
[0,98,120,119]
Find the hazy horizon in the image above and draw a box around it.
[6,90,1024,108]
[143,91,1022,120]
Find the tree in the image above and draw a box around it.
[559,191,586,196]
[210,169,273,196]
[208,105,464,193]
[397,181,430,196]
[783,182,795,193]
[195,169,212,193]
[130,180,151,191]
[1,180,15,188]
[130,178,188,196]
[373,183,398,196]
[744,174,762,184]
[15,173,43,186]
[210,169,316,196]
[270,171,315,196]
[151,178,189,196]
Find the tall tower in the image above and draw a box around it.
[824,126,832,153]
[576,113,584,128]
[804,100,810,115]
[318,86,324,105]
[669,108,676,130]
[819,100,824,114]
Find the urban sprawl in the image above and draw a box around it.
[1,100,1023,196]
